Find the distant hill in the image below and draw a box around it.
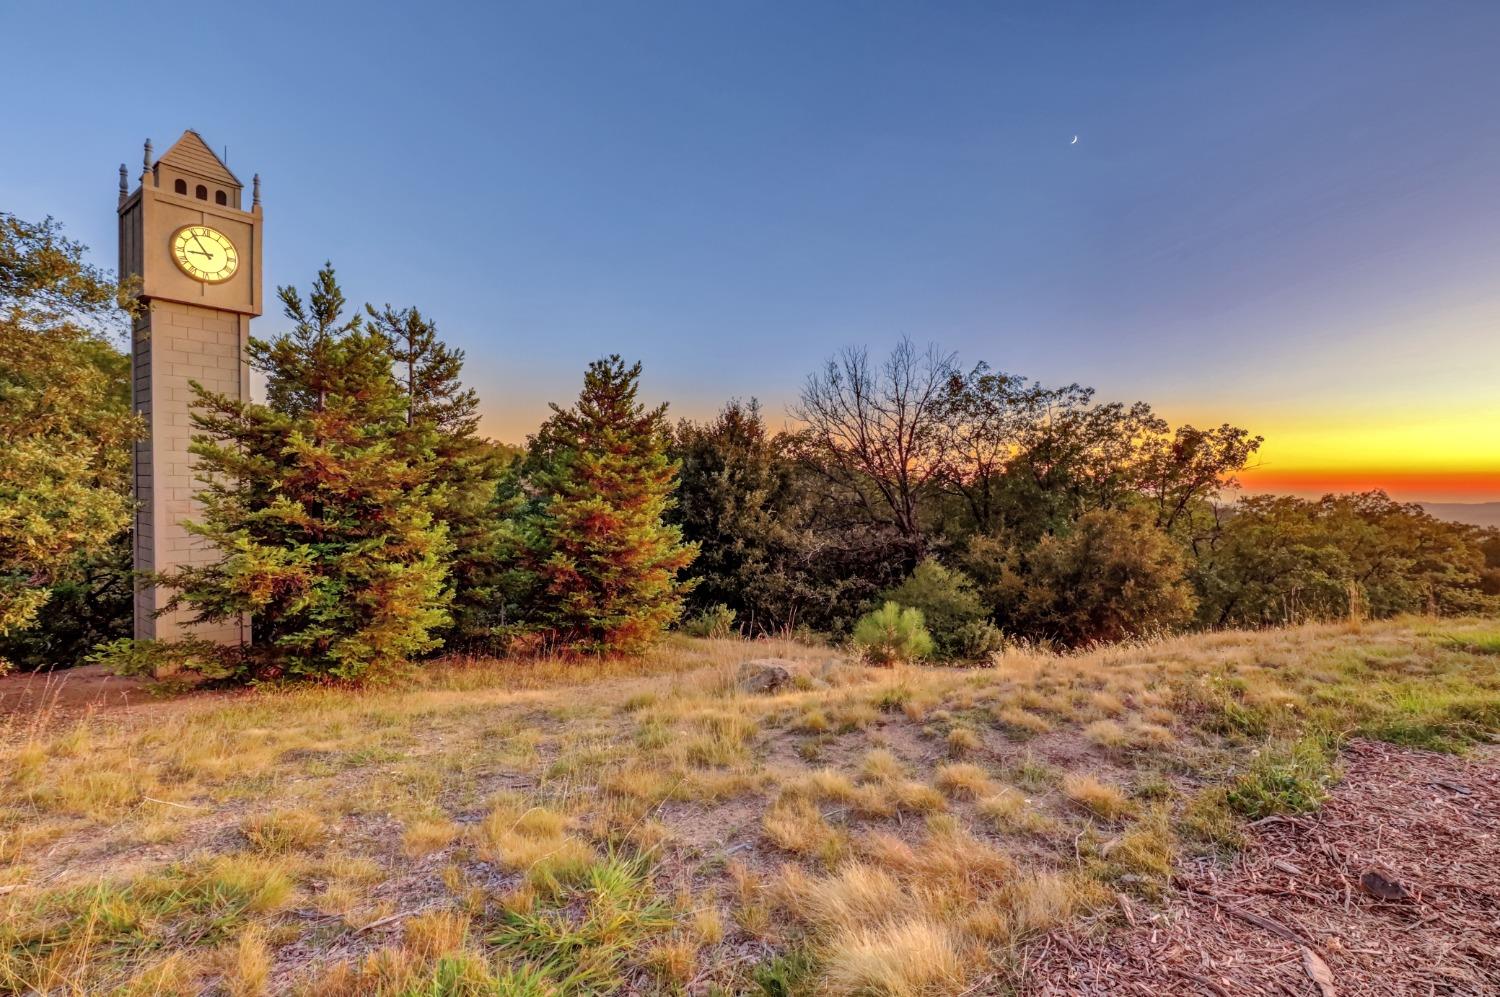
[1421,502,1500,528]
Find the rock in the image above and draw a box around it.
[1359,867,1411,901]
[736,659,795,694]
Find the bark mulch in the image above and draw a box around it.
[1024,738,1500,996]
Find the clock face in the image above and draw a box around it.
[171,225,239,284]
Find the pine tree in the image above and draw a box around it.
[366,304,511,647]
[524,356,696,654]
[166,266,451,681]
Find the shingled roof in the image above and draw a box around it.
[155,129,241,187]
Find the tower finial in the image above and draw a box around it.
[252,173,261,209]
[141,139,153,182]
[118,164,128,205]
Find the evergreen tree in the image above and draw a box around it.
[672,400,889,634]
[165,266,451,681]
[367,304,510,647]
[523,356,696,654]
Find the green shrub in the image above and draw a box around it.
[852,602,934,665]
[87,637,236,687]
[1013,506,1196,647]
[752,948,818,997]
[1224,737,1337,819]
[953,619,1005,661]
[882,560,995,661]
[682,603,737,639]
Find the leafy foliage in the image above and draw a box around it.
[881,560,999,661]
[681,603,738,639]
[1002,506,1197,647]
[1224,737,1336,819]
[0,214,137,667]
[366,303,512,649]
[1195,492,1490,627]
[87,635,235,685]
[672,399,898,635]
[3,204,1491,675]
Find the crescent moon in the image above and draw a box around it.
[1071,135,1079,145]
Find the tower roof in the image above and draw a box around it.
[155,129,241,188]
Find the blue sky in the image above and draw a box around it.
[5,2,1500,497]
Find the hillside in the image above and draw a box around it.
[1423,501,1500,529]
[2,619,1498,994]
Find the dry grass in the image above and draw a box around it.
[224,926,271,997]
[2,620,1497,994]
[763,793,847,860]
[934,761,998,799]
[1062,772,1134,820]
[976,787,1057,835]
[823,917,964,996]
[401,909,469,960]
[242,809,326,854]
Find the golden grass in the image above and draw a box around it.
[475,799,595,893]
[224,926,271,997]
[1062,772,1133,820]
[944,726,983,757]
[763,793,846,860]
[976,787,1056,835]
[777,861,903,930]
[858,748,907,783]
[934,762,998,799]
[2,618,1496,994]
[822,917,963,996]
[401,909,469,960]
[401,817,459,858]
[242,809,326,855]
[642,937,698,985]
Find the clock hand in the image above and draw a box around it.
[191,235,212,256]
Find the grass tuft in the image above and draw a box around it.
[1062,773,1133,821]
[822,917,963,996]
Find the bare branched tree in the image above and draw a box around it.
[793,337,957,544]
[936,362,1025,533]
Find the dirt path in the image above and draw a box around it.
[1026,738,1500,995]
[0,664,156,717]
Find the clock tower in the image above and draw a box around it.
[117,130,263,642]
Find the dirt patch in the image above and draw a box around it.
[1025,738,1500,995]
[0,664,155,717]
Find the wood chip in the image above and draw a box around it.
[1301,945,1336,997]
[1222,904,1316,949]
[1020,738,1500,995]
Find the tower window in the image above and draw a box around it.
[215,190,227,206]
[174,179,187,195]
[195,184,208,200]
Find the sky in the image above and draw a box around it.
[5,1,1499,501]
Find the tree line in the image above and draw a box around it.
[3,213,1496,678]
[671,345,1497,649]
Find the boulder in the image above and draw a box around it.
[736,659,796,694]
